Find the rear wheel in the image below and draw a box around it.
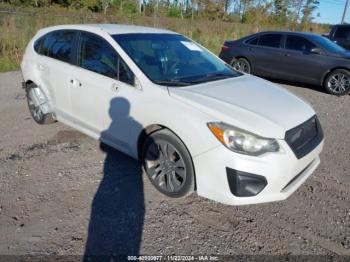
[26,83,55,125]
[231,58,251,74]
[142,129,195,198]
[324,69,350,96]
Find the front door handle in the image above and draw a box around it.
[284,53,291,57]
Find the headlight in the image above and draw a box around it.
[208,122,279,156]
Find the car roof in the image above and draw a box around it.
[255,31,321,37]
[39,24,176,35]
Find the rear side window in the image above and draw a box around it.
[78,32,134,85]
[39,30,76,63]
[258,34,282,48]
[246,37,258,45]
[334,27,350,39]
[285,35,316,52]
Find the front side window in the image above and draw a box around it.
[78,32,134,85]
[112,33,240,86]
[258,34,282,48]
[312,35,345,53]
[285,35,316,52]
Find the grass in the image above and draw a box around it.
[0,4,328,72]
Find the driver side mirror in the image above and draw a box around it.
[310,47,321,54]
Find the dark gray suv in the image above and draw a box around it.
[328,24,350,50]
[219,31,350,96]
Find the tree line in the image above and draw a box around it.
[0,0,320,28]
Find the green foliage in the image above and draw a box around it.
[0,57,18,72]
[0,2,329,72]
[167,5,182,18]
[122,1,137,14]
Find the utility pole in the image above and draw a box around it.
[342,0,349,24]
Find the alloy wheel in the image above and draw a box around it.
[144,141,186,193]
[232,59,250,73]
[327,73,350,94]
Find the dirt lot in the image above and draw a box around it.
[0,71,349,258]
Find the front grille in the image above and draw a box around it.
[285,115,323,159]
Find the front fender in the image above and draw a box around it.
[130,90,221,160]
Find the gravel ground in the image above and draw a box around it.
[0,71,349,259]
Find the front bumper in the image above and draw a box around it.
[193,139,323,205]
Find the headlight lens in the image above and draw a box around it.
[208,122,279,156]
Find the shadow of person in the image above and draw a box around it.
[84,97,149,261]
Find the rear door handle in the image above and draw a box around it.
[38,64,45,71]
[70,79,82,87]
[284,53,291,57]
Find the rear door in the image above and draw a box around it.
[35,30,77,116]
[279,34,326,84]
[69,31,136,153]
[250,33,285,77]
[332,26,350,50]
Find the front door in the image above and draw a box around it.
[279,35,326,84]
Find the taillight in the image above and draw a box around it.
[221,45,229,52]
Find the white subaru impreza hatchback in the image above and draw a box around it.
[21,24,324,205]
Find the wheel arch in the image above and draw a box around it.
[137,123,197,190]
[137,124,164,160]
[231,56,251,64]
[23,80,34,91]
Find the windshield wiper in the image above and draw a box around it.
[154,79,191,87]
[190,73,234,84]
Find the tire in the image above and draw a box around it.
[141,129,195,198]
[26,83,55,125]
[231,57,251,74]
[324,69,350,96]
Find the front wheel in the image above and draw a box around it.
[231,58,251,74]
[142,129,195,198]
[324,69,350,96]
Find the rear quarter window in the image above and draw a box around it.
[33,37,43,54]
[246,37,258,45]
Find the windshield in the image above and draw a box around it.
[313,35,346,53]
[112,33,241,86]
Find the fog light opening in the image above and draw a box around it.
[226,168,267,197]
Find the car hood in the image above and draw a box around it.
[168,75,315,139]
